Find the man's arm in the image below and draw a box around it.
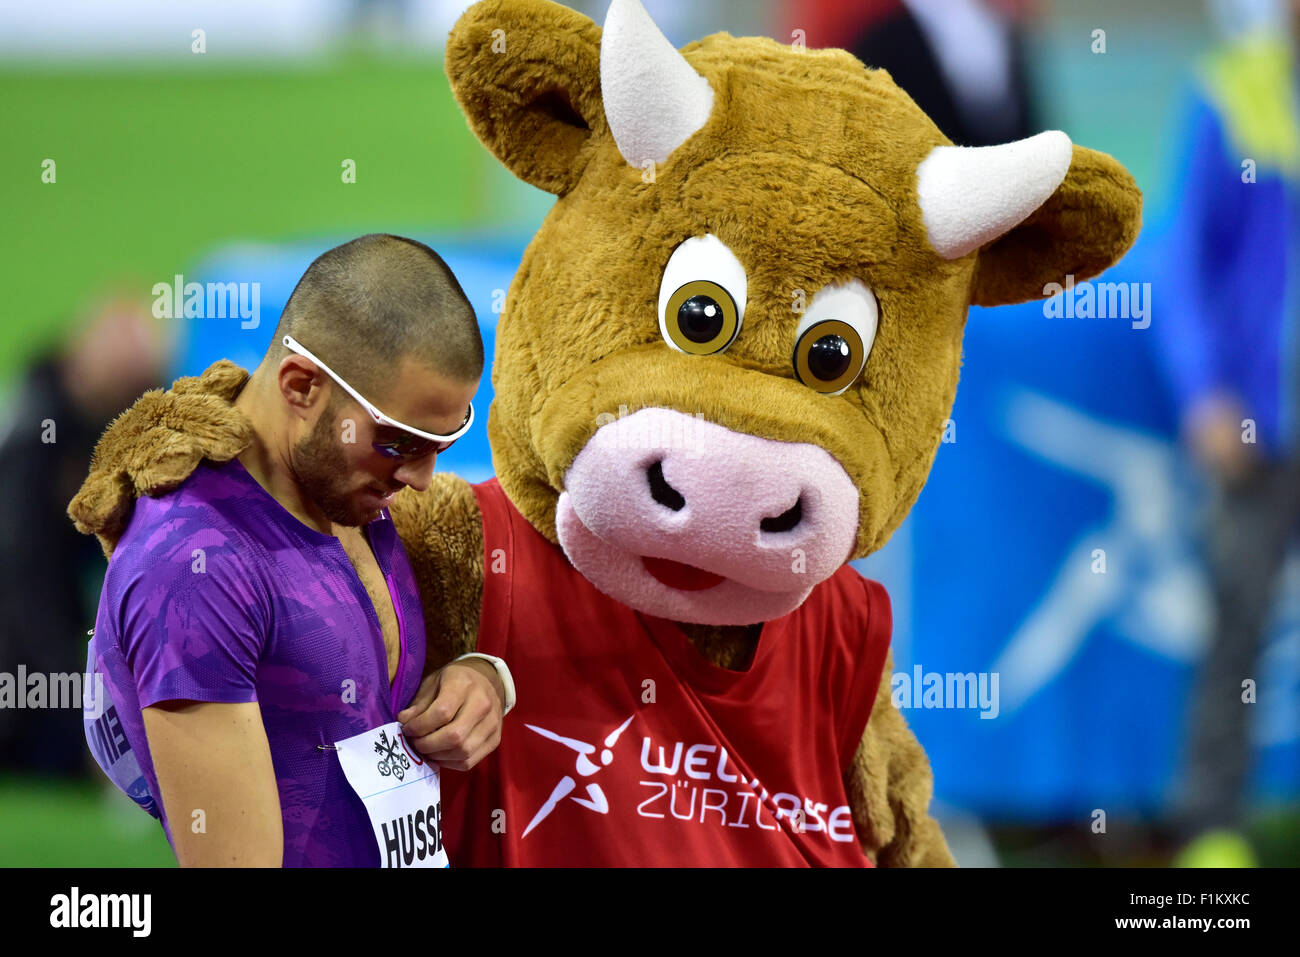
[142,700,282,867]
[110,516,275,865]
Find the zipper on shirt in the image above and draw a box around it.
[331,523,407,713]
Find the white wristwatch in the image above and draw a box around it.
[452,653,516,716]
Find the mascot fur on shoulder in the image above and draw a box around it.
[69,0,1141,866]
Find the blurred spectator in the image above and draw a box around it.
[846,0,1043,146]
[0,294,170,776]
[1154,0,1300,866]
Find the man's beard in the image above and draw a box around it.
[291,406,369,527]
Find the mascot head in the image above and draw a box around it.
[446,0,1141,625]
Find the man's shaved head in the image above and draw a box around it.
[270,233,483,394]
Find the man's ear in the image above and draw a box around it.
[277,355,328,419]
[971,145,1142,307]
[445,0,606,197]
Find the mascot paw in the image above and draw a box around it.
[68,360,253,556]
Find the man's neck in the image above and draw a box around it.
[234,370,336,536]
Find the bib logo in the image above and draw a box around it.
[374,729,412,781]
[523,715,635,836]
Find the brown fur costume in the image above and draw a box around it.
[69,0,1141,866]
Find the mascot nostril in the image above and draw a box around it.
[760,496,803,534]
[645,459,685,512]
[75,0,1142,867]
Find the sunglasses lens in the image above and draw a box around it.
[370,407,469,460]
[373,433,444,460]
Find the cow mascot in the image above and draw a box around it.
[70,0,1141,866]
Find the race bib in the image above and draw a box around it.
[335,722,448,868]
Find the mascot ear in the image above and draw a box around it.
[970,145,1142,307]
[445,0,605,197]
[917,133,1142,307]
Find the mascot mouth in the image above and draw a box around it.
[556,485,835,625]
[640,555,727,591]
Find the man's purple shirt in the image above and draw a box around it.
[84,457,427,867]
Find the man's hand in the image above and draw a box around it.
[397,660,505,771]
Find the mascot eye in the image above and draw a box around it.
[658,234,748,355]
[664,281,738,353]
[794,322,861,392]
[792,281,878,395]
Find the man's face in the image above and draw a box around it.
[291,355,479,527]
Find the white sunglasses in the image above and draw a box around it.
[282,335,474,459]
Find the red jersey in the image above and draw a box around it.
[442,478,891,866]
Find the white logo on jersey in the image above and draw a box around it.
[521,715,635,837]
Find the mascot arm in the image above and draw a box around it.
[388,475,485,676]
[847,649,956,867]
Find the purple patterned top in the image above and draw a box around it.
[84,457,427,867]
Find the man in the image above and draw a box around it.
[73,234,512,867]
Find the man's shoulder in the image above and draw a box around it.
[109,460,264,578]
[98,461,274,662]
